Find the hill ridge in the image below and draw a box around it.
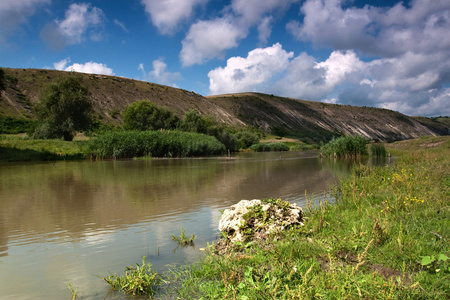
[1,68,448,142]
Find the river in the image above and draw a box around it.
[0,151,383,299]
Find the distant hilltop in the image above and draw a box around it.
[1,68,449,142]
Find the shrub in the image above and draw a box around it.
[122,100,180,131]
[0,116,36,134]
[234,130,260,149]
[88,130,226,159]
[250,142,289,152]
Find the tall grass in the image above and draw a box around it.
[88,130,226,159]
[370,142,388,157]
[321,135,369,157]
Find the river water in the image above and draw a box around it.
[0,151,376,299]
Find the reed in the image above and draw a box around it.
[321,135,369,157]
[88,130,226,159]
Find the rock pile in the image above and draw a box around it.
[218,199,304,244]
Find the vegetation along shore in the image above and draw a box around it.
[96,135,449,299]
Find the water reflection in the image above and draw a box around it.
[0,152,390,299]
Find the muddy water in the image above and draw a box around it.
[0,151,374,299]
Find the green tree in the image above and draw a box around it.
[234,130,260,149]
[180,109,207,134]
[122,100,180,131]
[33,76,92,141]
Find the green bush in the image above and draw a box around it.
[122,100,180,131]
[88,130,226,159]
[234,130,260,149]
[250,142,289,152]
[0,116,36,134]
[321,135,369,157]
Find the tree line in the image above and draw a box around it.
[25,75,260,152]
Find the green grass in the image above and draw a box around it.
[163,136,450,299]
[0,134,86,161]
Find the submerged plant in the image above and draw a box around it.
[103,256,159,296]
[171,226,196,246]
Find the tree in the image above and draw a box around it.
[180,109,207,134]
[122,100,180,131]
[33,76,92,141]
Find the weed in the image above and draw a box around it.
[171,226,196,246]
[67,282,77,300]
[103,256,159,296]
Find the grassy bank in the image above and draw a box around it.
[162,136,449,299]
[0,134,86,161]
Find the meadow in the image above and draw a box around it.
[158,135,449,299]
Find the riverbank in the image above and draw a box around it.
[164,136,449,299]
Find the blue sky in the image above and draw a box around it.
[1,0,449,117]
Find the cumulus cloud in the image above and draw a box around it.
[180,17,247,66]
[288,0,450,57]
[232,0,298,26]
[180,0,298,66]
[41,3,106,49]
[145,59,182,86]
[208,41,450,117]
[141,0,207,35]
[208,43,293,95]
[53,57,114,75]
[0,0,50,46]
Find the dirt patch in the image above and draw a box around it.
[419,141,444,148]
[368,264,411,285]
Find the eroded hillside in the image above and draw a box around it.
[1,68,448,142]
[208,93,449,142]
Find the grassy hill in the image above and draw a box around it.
[1,68,448,142]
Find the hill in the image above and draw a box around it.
[1,68,448,142]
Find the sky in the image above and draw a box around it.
[1,0,449,117]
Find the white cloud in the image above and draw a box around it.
[54,58,114,75]
[0,0,50,46]
[288,0,450,57]
[180,17,247,66]
[141,0,207,35]
[257,16,273,44]
[317,50,365,87]
[114,19,128,32]
[232,0,298,26]
[179,0,298,66]
[208,43,293,95]
[147,59,182,86]
[53,57,71,70]
[41,3,106,49]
